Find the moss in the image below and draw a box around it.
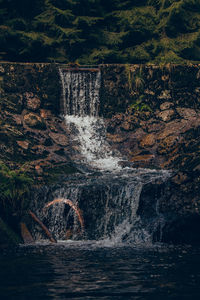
[129,95,153,112]
[44,163,80,183]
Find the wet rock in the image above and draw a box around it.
[120,121,133,131]
[176,107,197,119]
[35,165,43,175]
[17,140,29,150]
[146,121,165,133]
[32,145,48,156]
[157,109,175,122]
[12,114,22,125]
[157,136,178,154]
[40,109,51,119]
[144,88,155,95]
[171,172,188,185]
[49,132,69,146]
[140,133,156,148]
[24,92,41,111]
[158,90,171,99]
[160,102,174,110]
[24,113,46,129]
[130,154,155,163]
[106,133,126,143]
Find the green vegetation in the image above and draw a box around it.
[129,96,152,112]
[0,0,200,64]
[0,162,33,224]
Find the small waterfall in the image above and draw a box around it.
[30,68,171,246]
[60,68,123,171]
[31,169,169,244]
[59,69,101,116]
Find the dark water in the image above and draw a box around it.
[0,242,200,300]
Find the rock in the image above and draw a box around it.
[157,109,175,122]
[40,109,51,119]
[176,107,197,119]
[160,102,174,110]
[140,133,156,148]
[106,133,126,143]
[157,120,186,139]
[161,74,169,81]
[120,120,133,131]
[17,140,29,150]
[144,89,155,95]
[32,145,48,156]
[20,222,34,244]
[49,132,69,146]
[172,172,188,185]
[24,113,46,129]
[35,165,43,175]
[146,121,165,133]
[12,114,22,125]
[157,136,178,154]
[131,154,155,162]
[24,92,41,111]
[158,90,171,99]
[0,65,5,73]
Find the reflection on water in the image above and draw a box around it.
[0,242,200,299]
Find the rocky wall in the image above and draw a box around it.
[0,62,78,184]
[1,62,200,244]
[100,64,200,243]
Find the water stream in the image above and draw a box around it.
[2,68,199,300]
[31,68,170,244]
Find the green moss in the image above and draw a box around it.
[129,95,152,112]
[44,163,79,183]
[124,65,145,93]
[0,162,33,222]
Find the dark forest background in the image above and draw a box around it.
[0,0,200,64]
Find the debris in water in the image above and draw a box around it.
[29,210,57,243]
[44,198,84,234]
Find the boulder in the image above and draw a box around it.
[24,113,46,129]
[140,133,156,148]
[49,132,69,146]
[17,140,29,150]
[157,109,175,122]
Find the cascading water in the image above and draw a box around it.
[60,68,123,171]
[59,68,100,116]
[31,68,170,246]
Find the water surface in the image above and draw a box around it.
[0,242,200,299]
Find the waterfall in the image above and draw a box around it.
[30,68,170,245]
[31,169,169,244]
[60,68,122,171]
[59,69,101,116]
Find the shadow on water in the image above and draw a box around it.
[1,243,200,300]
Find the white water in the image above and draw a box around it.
[65,115,123,171]
[29,68,171,244]
[60,68,124,171]
[60,69,101,116]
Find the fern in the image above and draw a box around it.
[0,162,33,220]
